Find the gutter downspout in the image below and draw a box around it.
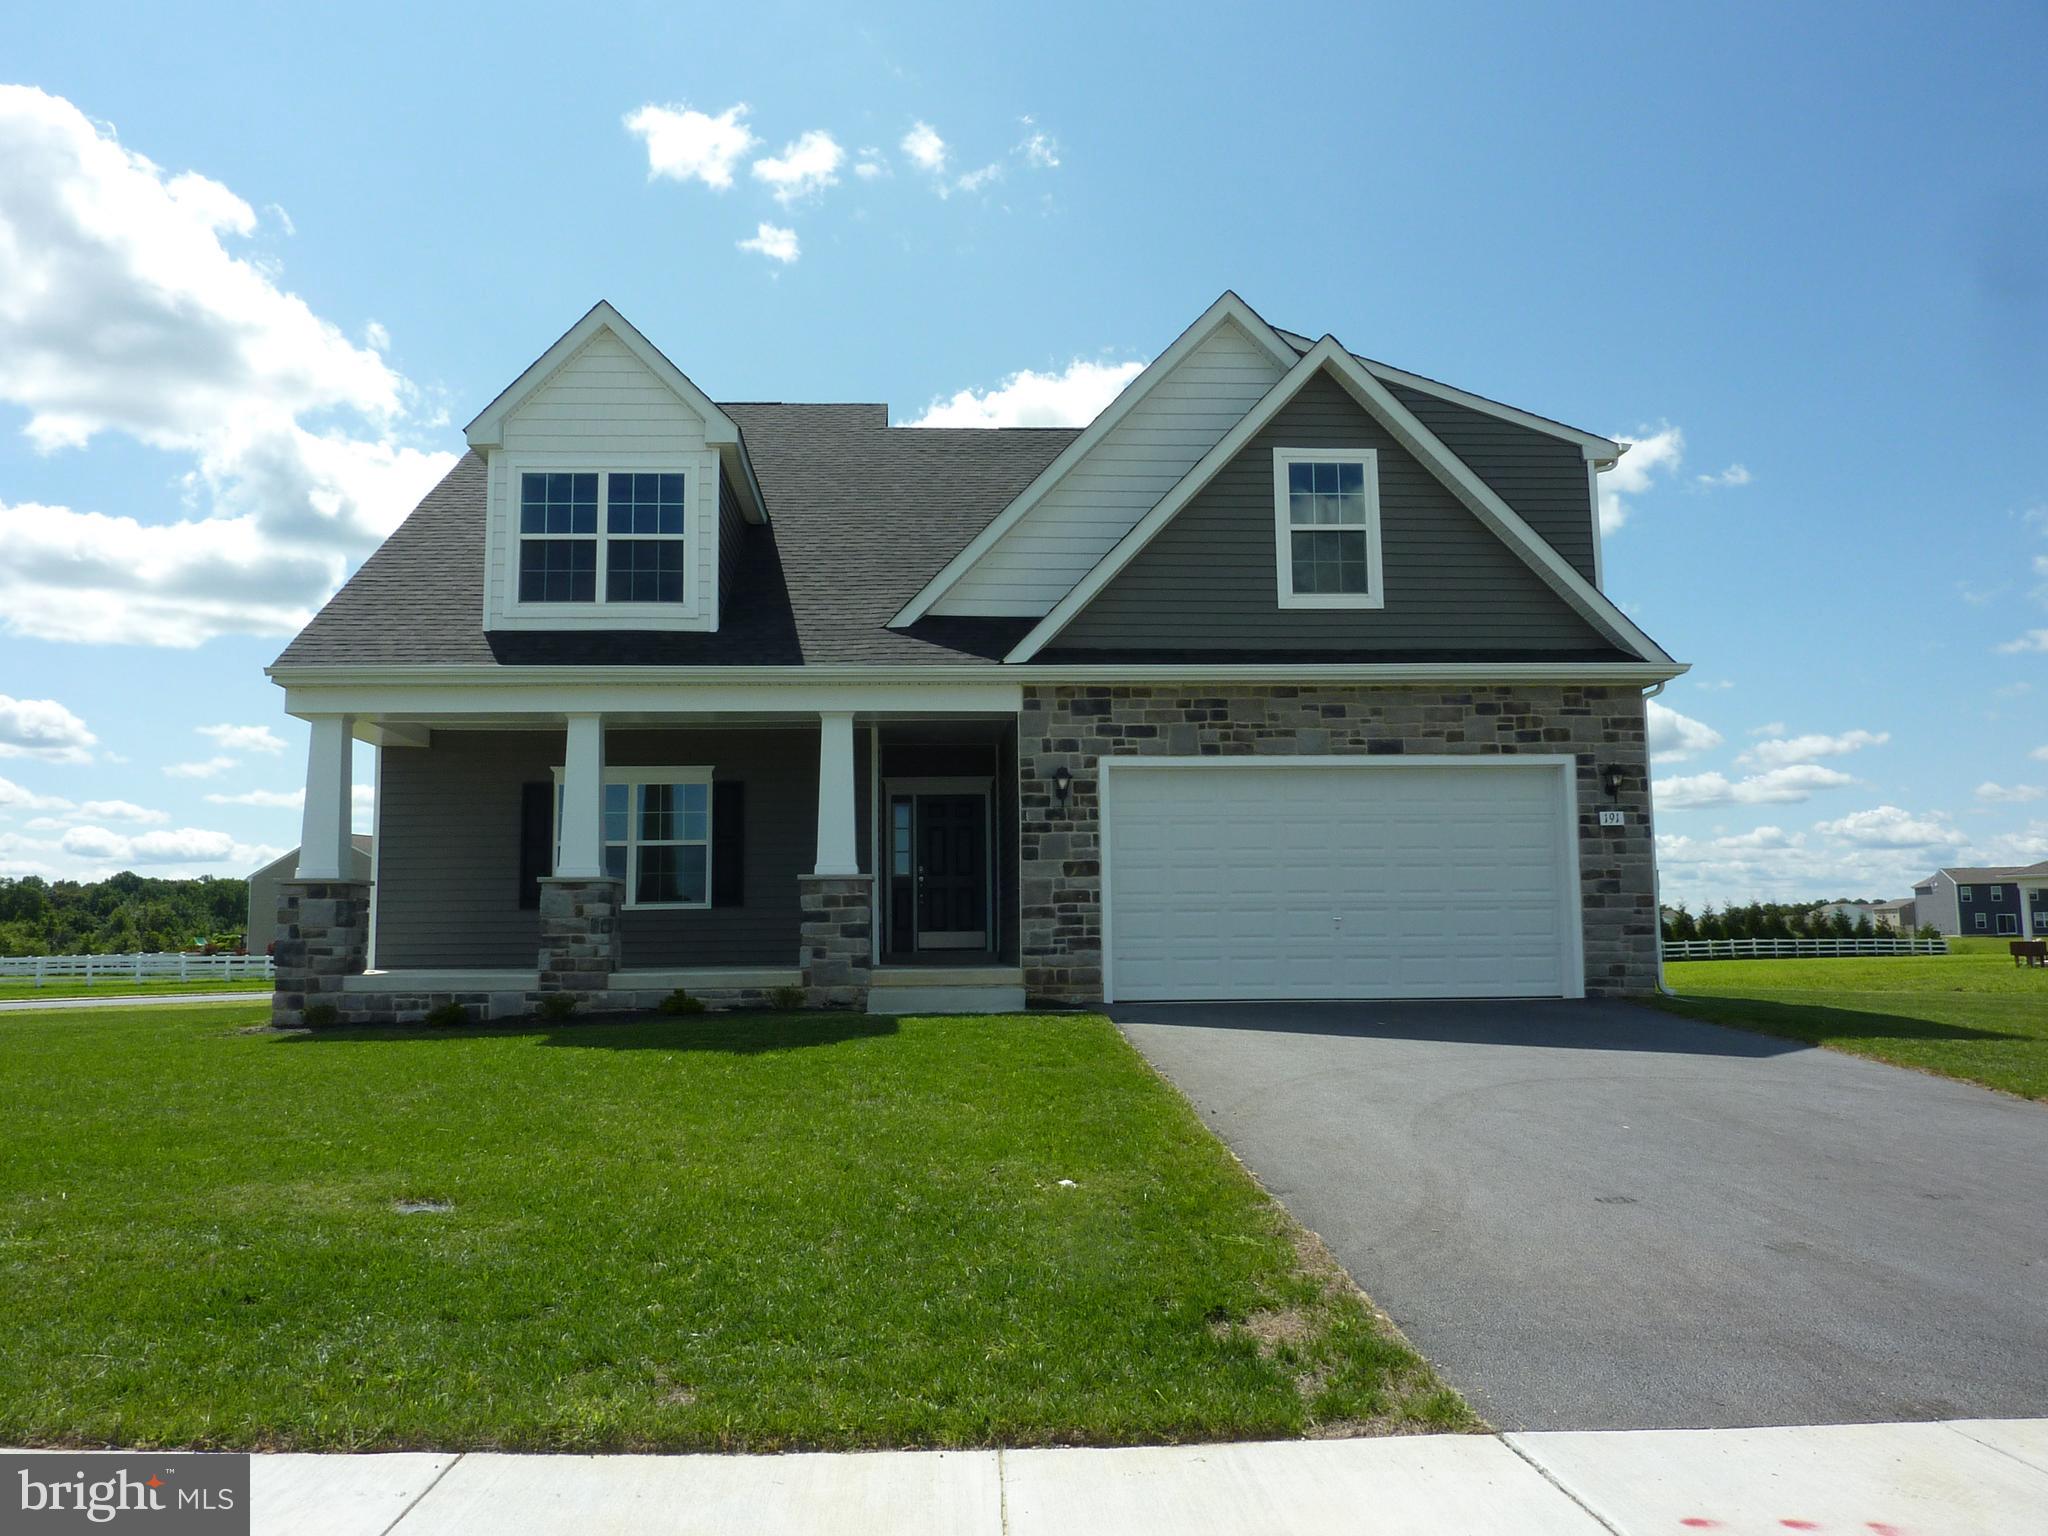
[1643,679,1673,997]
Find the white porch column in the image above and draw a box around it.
[813,711,860,876]
[556,713,607,878]
[294,714,355,879]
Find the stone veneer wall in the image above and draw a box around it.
[799,873,874,1008]
[272,879,371,1027]
[538,876,625,994]
[1017,684,1657,1004]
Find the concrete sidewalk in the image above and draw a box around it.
[236,1419,2048,1535]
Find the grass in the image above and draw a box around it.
[0,1003,1471,1452]
[1663,944,2048,1101]
[0,976,272,1002]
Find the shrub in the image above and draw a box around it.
[299,1001,338,1028]
[537,992,578,1022]
[422,1001,469,1028]
[768,984,807,1011]
[657,989,705,1015]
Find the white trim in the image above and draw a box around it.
[1271,328,1624,462]
[273,664,1686,716]
[1096,754,1585,1005]
[814,712,860,876]
[366,744,382,971]
[1271,446,1385,610]
[550,763,715,908]
[889,292,1300,627]
[499,460,711,625]
[1587,460,1607,590]
[1003,338,1673,665]
[295,714,355,879]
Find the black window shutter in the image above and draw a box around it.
[517,782,553,909]
[712,781,745,907]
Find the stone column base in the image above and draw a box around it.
[538,876,625,994]
[798,872,874,1009]
[273,879,371,1027]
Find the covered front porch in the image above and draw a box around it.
[270,679,1026,1024]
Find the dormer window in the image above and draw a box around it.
[1272,447,1384,609]
[518,471,687,605]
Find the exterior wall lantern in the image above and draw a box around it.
[1052,766,1074,807]
[1601,763,1629,799]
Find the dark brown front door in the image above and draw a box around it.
[917,794,987,949]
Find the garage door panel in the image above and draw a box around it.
[1105,762,1573,1002]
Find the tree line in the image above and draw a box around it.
[0,873,249,957]
[1661,900,1937,942]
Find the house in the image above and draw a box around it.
[245,838,372,953]
[1810,900,1881,928]
[263,293,1683,1025]
[1910,864,2048,937]
[1869,897,1916,932]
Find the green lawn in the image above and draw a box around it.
[1663,946,2048,1100]
[0,976,272,1002]
[0,1002,1469,1452]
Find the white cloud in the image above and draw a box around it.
[1696,464,1751,488]
[1737,728,1889,770]
[853,155,885,180]
[907,357,1146,428]
[1646,700,1723,764]
[1598,425,1684,533]
[57,822,273,866]
[736,222,800,265]
[1016,119,1060,169]
[1694,679,1736,691]
[1749,721,1786,737]
[1713,825,1802,851]
[901,121,947,174]
[205,788,302,808]
[949,163,1002,197]
[363,320,390,352]
[2032,744,2048,763]
[1656,764,1857,809]
[1996,629,2048,654]
[23,798,168,830]
[1814,805,1962,850]
[751,130,844,205]
[0,775,74,814]
[0,695,96,764]
[624,102,756,189]
[0,87,455,647]
[1976,781,2046,804]
[163,756,238,779]
[196,723,288,754]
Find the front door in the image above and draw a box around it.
[916,794,987,950]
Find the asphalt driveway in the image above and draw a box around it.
[1114,1000,2048,1432]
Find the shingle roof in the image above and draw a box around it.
[272,406,1077,668]
[1937,863,2048,882]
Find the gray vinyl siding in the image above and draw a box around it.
[375,726,848,969]
[1384,382,1599,581]
[1053,372,1610,653]
[717,463,746,622]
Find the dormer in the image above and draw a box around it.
[465,302,766,633]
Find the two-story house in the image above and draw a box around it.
[265,293,1683,1024]
[1910,864,2048,937]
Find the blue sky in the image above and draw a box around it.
[0,0,2042,908]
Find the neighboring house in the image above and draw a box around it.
[1910,864,2048,937]
[1811,901,1881,928]
[247,837,373,953]
[263,293,1683,1025]
[1869,897,1916,932]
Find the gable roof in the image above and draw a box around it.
[272,409,1072,670]
[1002,337,1672,665]
[464,301,768,523]
[889,291,1301,626]
[1271,328,1624,464]
[1935,862,2048,882]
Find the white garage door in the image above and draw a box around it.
[1102,759,1580,1002]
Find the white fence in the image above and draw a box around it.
[0,952,274,987]
[1663,937,1948,961]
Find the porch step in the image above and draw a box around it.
[867,967,1026,1015]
